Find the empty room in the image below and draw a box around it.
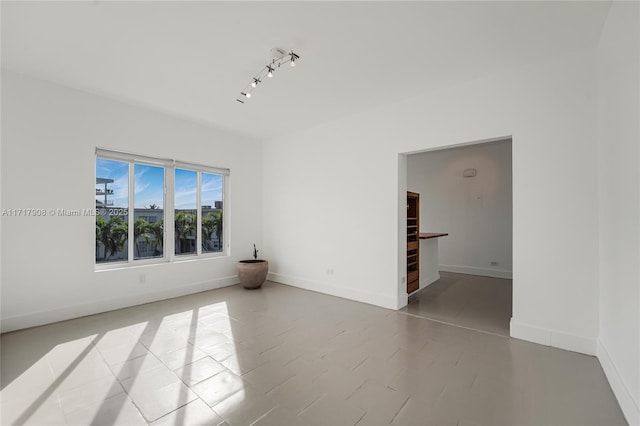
[1,2,638,426]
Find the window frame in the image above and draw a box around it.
[95,148,229,270]
[174,161,228,260]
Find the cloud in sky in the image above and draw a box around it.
[175,168,197,209]
[201,173,223,205]
[134,164,164,208]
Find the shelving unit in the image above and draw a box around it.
[407,191,420,294]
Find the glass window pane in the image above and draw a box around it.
[134,164,164,260]
[175,168,197,255]
[201,173,224,253]
[96,158,129,263]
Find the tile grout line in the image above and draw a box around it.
[249,404,280,426]
[297,391,327,417]
[389,396,411,425]
[353,409,368,426]
[398,311,509,339]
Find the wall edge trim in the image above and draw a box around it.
[1,275,239,333]
[267,272,396,310]
[439,264,513,279]
[597,339,640,425]
[510,319,597,355]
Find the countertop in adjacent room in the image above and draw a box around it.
[419,232,449,239]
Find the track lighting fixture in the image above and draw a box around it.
[237,48,301,103]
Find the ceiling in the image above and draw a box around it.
[1,1,611,140]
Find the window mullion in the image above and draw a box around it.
[128,162,135,262]
[224,174,228,254]
[166,164,175,262]
[196,171,202,256]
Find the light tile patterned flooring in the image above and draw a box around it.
[402,272,513,336]
[1,281,626,425]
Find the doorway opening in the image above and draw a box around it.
[399,137,513,336]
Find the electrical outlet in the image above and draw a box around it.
[490,261,499,266]
[139,274,146,283]
[326,268,334,276]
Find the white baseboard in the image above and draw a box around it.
[267,272,397,310]
[419,273,441,291]
[1,275,239,333]
[510,319,597,355]
[597,340,640,425]
[439,264,513,279]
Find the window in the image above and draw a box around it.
[201,172,224,254]
[95,149,228,267]
[134,163,165,260]
[175,168,197,256]
[174,165,225,256]
[139,216,158,224]
[95,159,129,263]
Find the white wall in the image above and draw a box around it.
[596,2,640,424]
[407,141,512,280]
[0,70,263,332]
[263,46,600,355]
[417,238,440,291]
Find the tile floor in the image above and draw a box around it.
[1,281,626,426]
[402,272,513,336]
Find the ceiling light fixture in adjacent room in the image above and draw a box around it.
[236,48,300,103]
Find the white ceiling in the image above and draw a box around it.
[1,1,611,140]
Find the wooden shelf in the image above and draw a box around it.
[407,191,420,294]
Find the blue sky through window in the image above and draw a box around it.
[97,159,223,210]
[175,169,224,209]
[135,164,164,209]
[202,172,224,207]
[175,168,197,209]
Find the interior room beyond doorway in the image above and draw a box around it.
[404,139,513,335]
